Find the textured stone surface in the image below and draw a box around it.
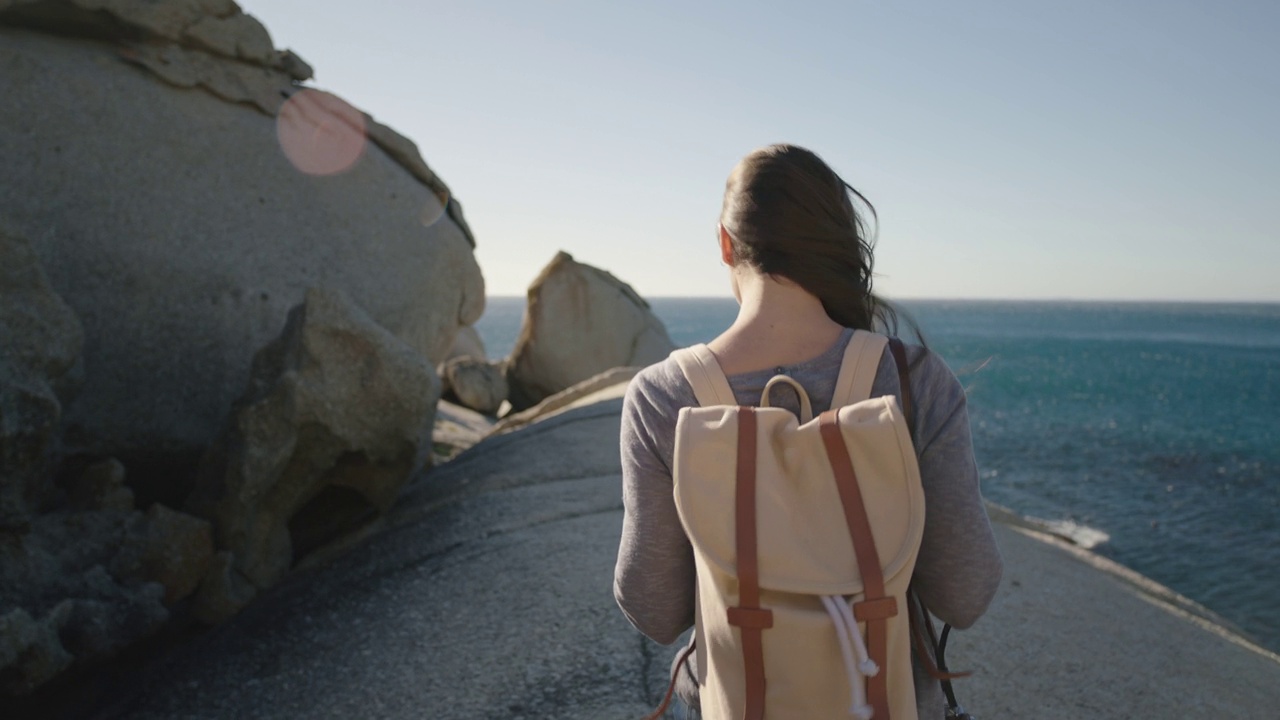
[490,366,639,436]
[0,227,83,528]
[0,1,490,702]
[182,11,273,63]
[65,458,135,512]
[120,42,292,115]
[111,503,215,605]
[0,503,183,696]
[0,25,483,470]
[506,252,674,410]
[0,607,74,695]
[440,356,507,415]
[186,288,440,622]
[429,400,494,466]
[443,325,486,362]
[103,397,1280,719]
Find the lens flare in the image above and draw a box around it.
[276,89,367,176]
[420,189,451,228]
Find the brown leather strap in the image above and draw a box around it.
[907,591,971,681]
[644,640,698,720]
[820,409,893,720]
[728,407,770,720]
[887,337,913,432]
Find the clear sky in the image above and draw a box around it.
[245,1,1278,301]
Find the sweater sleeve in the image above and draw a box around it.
[905,348,1004,628]
[613,362,697,645]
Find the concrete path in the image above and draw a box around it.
[108,395,1280,719]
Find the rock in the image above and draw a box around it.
[1,0,258,60]
[186,288,440,619]
[111,504,215,605]
[444,325,486,362]
[429,400,495,465]
[66,458,135,512]
[0,23,484,480]
[440,356,507,415]
[490,366,640,436]
[272,49,313,82]
[0,510,171,695]
[46,567,167,660]
[190,551,256,625]
[0,227,83,526]
[0,607,73,695]
[505,252,674,410]
[121,42,292,115]
[360,117,477,245]
[182,11,274,64]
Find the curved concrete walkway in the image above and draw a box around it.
[107,395,1280,718]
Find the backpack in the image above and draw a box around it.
[665,330,924,720]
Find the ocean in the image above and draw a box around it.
[474,297,1280,654]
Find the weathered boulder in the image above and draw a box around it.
[0,8,484,482]
[0,494,205,695]
[186,288,440,622]
[111,504,215,605]
[506,252,674,410]
[0,230,196,695]
[444,325,487,362]
[65,458,135,513]
[440,356,507,415]
[490,366,640,436]
[428,400,495,466]
[0,227,83,527]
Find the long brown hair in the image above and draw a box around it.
[720,143,920,341]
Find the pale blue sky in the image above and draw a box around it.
[246,1,1278,301]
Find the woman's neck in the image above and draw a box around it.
[706,269,845,375]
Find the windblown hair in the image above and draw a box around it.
[720,143,920,340]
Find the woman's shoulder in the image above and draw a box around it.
[883,339,972,451]
[898,341,966,403]
[623,353,699,421]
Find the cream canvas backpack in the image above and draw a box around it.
[667,330,925,720]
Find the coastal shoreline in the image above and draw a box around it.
[984,503,1280,664]
[6,392,1277,719]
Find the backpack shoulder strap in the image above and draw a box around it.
[670,344,736,407]
[886,337,914,435]
[832,330,890,407]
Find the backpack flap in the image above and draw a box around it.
[673,397,924,596]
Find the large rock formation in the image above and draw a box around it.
[0,2,484,483]
[1,1,485,699]
[0,227,83,527]
[439,356,507,415]
[443,325,487,363]
[490,366,640,436]
[186,288,439,622]
[1,230,216,695]
[506,252,674,410]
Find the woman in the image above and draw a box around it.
[613,144,1003,718]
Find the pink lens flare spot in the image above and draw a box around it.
[276,89,367,176]
[420,189,451,228]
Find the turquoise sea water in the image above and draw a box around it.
[475,298,1280,653]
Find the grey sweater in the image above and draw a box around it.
[614,328,1003,718]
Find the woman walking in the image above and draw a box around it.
[614,144,1003,718]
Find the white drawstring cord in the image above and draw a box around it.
[836,597,880,678]
[822,595,875,719]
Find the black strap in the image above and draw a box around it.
[887,337,914,436]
